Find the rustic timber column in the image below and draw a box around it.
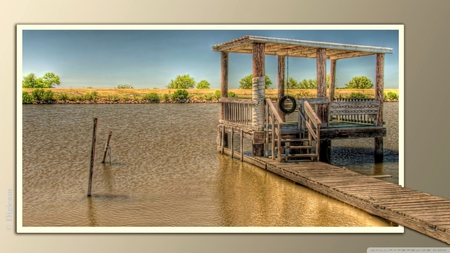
[316,48,327,120]
[375,53,384,162]
[252,43,265,157]
[277,55,285,120]
[220,51,228,147]
[221,51,229,119]
[329,59,337,102]
[317,48,330,162]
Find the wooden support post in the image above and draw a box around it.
[230,127,234,158]
[240,129,244,161]
[221,125,225,154]
[87,117,98,197]
[316,49,330,163]
[221,52,229,147]
[316,48,327,122]
[375,53,385,162]
[319,140,331,163]
[329,59,336,102]
[102,131,112,164]
[277,55,285,120]
[221,52,229,103]
[252,42,265,157]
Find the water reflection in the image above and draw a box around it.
[215,155,388,227]
[87,197,96,226]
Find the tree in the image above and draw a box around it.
[22,72,60,88]
[299,79,317,89]
[297,74,330,89]
[344,76,374,89]
[42,72,60,87]
[22,73,38,88]
[286,77,299,89]
[196,80,210,89]
[117,84,133,89]
[239,74,272,89]
[168,74,196,89]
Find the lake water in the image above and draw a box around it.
[21,103,398,227]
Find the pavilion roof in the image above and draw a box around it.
[212,35,393,60]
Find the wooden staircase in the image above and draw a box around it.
[265,99,321,162]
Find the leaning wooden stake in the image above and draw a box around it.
[102,131,112,163]
[87,117,98,197]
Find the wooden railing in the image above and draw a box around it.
[329,98,380,126]
[219,98,257,127]
[297,98,328,130]
[298,100,322,161]
[265,99,284,161]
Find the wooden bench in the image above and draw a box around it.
[328,99,381,127]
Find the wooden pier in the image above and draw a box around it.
[213,36,450,244]
[219,146,450,244]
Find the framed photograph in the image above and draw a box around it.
[17,25,404,234]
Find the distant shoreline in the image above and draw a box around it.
[22,88,399,104]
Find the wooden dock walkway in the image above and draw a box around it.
[219,147,450,244]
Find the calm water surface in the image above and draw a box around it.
[22,103,398,227]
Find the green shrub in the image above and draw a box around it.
[107,94,119,101]
[348,92,368,99]
[228,91,237,98]
[171,89,189,101]
[42,90,54,103]
[205,93,213,101]
[214,90,221,100]
[67,94,81,101]
[385,91,399,100]
[31,88,45,101]
[162,93,170,101]
[22,91,33,104]
[143,93,160,103]
[84,91,99,101]
[57,93,68,101]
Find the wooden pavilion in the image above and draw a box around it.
[213,35,393,163]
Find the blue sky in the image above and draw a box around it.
[21,28,399,89]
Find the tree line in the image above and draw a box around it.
[22,72,374,89]
[166,74,374,89]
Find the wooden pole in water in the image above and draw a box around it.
[102,131,112,163]
[87,117,98,197]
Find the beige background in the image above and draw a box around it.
[2,0,450,252]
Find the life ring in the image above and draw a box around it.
[279,95,297,114]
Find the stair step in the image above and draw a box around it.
[283,145,313,149]
[267,131,302,135]
[281,138,309,142]
[281,154,317,158]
